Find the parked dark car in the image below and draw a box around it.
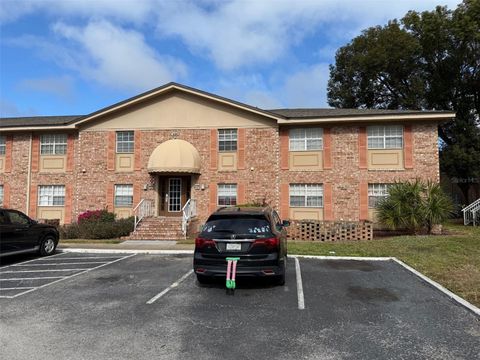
[193,206,289,285]
[0,208,59,257]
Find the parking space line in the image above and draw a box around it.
[0,254,136,299]
[0,277,64,280]
[0,252,67,270]
[0,287,35,290]
[13,262,107,266]
[39,256,125,260]
[0,269,89,273]
[295,257,305,310]
[146,269,193,304]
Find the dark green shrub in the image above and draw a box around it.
[60,215,134,239]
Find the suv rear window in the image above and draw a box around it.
[200,216,273,239]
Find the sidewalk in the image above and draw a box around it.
[59,240,195,252]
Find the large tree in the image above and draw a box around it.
[328,0,480,202]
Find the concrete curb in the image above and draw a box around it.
[58,249,480,317]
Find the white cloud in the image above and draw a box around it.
[18,75,74,99]
[0,98,37,117]
[51,20,187,92]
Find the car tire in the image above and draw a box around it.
[275,258,286,286]
[39,236,57,256]
[196,274,212,284]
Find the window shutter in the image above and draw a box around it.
[5,135,13,173]
[106,182,114,211]
[3,183,10,208]
[237,182,246,204]
[323,128,332,169]
[66,134,74,172]
[31,135,40,173]
[358,127,367,169]
[280,128,289,170]
[324,183,333,220]
[210,129,218,170]
[107,131,115,171]
[237,128,246,169]
[280,183,289,219]
[404,125,414,169]
[29,185,37,218]
[64,184,73,224]
[209,183,217,213]
[134,131,142,171]
[359,182,368,220]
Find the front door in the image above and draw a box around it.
[158,176,190,216]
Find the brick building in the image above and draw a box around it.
[0,83,454,238]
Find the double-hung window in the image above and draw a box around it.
[367,125,403,149]
[218,129,237,152]
[0,185,3,206]
[116,131,134,153]
[0,136,6,155]
[289,128,323,151]
[114,185,133,207]
[289,184,323,207]
[38,185,65,206]
[368,184,392,208]
[217,184,237,206]
[40,134,67,155]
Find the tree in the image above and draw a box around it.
[328,0,480,201]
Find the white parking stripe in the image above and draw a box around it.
[1,254,136,299]
[0,287,35,290]
[0,252,67,270]
[0,277,64,280]
[13,262,107,266]
[295,257,305,310]
[39,256,125,260]
[146,270,193,304]
[0,269,88,273]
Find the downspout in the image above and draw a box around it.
[26,132,33,214]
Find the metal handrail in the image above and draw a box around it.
[134,199,155,231]
[182,198,197,237]
[462,198,480,226]
[462,198,480,212]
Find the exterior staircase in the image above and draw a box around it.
[462,198,480,226]
[127,216,184,240]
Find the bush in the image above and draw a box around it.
[60,210,134,239]
[377,180,454,234]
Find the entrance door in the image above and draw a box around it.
[158,176,190,216]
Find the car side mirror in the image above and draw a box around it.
[282,220,290,227]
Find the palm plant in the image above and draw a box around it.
[377,180,453,235]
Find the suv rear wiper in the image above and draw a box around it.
[211,229,235,234]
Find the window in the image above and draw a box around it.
[0,185,3,206]
[289,184,323,207]
[0,136,5,155]
[116,131,134,153]
[218,129,237,152]
[7,210,30,226]
[217,184,237,206]
[40,134,67,155]
[367,125,403,149]
[368,184,392,208]
[38,185,65,206]
[289,128,323,151]
[114,184,133,207]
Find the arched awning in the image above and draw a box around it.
[147,139,201,174]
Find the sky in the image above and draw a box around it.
[0,0,462,118]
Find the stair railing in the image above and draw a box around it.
[182,199,197,237]
[134,199,155,231]
[462,198,480,226]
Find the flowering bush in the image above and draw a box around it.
[78,209,115,224]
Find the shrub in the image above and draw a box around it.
[377,180,454,234]
[78,209,115,224]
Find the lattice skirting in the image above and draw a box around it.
[287,220,373,241]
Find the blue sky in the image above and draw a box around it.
[0,0,462,117]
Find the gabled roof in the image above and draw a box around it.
[0,82,456,131]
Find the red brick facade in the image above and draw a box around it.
[0,87,443,226]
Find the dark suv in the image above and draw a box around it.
[0,208,59,257]
[193,206,289,285]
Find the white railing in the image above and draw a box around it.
[462,198,480,226]
[134,199,155,231]
[182,198,197,237]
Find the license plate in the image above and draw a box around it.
[226,243,241,251]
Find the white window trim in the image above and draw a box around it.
[289,128,323,151]
[0,136,6,156]
[116,131,134,154]
[367,125,403,149]
[40,134,68,155]
[0,185,4,206]
[217,184,237,206]
[289,184,324,208]
[114,184,134,207]
[218,129,238,152]
[368,183,392,208]
[38,185,65,206]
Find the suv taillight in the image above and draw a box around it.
[195,237,216,248]
[252,237,279,249]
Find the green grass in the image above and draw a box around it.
[60,239,123,244]
[289,223,480,307]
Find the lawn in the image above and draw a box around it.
[289,223,480,307]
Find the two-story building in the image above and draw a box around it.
[0,82,454,238]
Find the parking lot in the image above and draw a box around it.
[1,252,479,360]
